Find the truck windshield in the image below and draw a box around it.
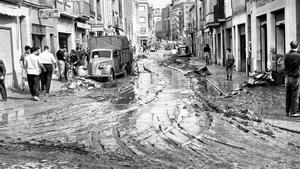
[92,51,111,58]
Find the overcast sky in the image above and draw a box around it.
[148,0,171,9]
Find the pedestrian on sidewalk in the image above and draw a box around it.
[56,46,66,81]
[39,46,57,94]
[0,59,7,101]
[24,47,46,101]
[225,48,235,81]
[204,44,211,65]
[284,41,300,117]
[20,45,31,90]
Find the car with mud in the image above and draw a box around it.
[87,36,133,81]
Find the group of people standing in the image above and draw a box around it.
[20,46,57,101]
[56,45,88,81]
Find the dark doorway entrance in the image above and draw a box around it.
[58,32,70,51]
[261,24,268,70]
[240,34,246,72]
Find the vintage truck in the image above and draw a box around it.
[87,36,133,81]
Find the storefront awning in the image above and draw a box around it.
[0,4,23,16]
[60,12,77,19]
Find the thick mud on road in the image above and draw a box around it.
[0,52,300,168]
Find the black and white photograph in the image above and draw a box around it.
[0,0,300,168]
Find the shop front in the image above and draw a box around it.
[57,13,76,51]
[0,1,24,88]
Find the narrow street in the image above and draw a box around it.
[0,51,299,168]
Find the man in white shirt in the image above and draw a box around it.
[24,47,46,101]
[39,46,57,94]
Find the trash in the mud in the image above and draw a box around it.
[242,70,275,87]
[66,77,101,90]
[137,54,148,60]
[184,66,211,77]
[224,109,262,123]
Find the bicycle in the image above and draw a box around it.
[66,61,78,81]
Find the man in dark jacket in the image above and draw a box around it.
[284,41,300,117]
[0,59,7,101]
[56,46,66,81]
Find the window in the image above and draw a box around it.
[139,17,146,23]
[139,6,145,12]
[140,28,146,34]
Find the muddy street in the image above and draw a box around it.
[0,52,300,168]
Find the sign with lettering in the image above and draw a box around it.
[39,9,60,18]
[91,24,104,32]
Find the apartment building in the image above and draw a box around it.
[136,0,149,47]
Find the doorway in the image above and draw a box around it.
[50,34,55,54]
[58,32,70,51]
[240,34,246,72]
[32,34,45,49]
[261,24,268,70]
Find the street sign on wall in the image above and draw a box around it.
[39,9,60,19]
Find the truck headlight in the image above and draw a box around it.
[98,65,104,69]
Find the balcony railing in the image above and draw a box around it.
[73,1,91,19]
[214,0,225,22]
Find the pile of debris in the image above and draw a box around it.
[242,70,274,87]
[64,77,102,90]
[136,54,148,60]
[184,66,212,77]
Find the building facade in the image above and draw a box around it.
[195,0,300,75]
[136,0,149,47]
[0,0,133,88]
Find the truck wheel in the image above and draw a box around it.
[108,70,115,82]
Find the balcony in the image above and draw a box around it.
[73,1,90,20]
[214,0,225,23]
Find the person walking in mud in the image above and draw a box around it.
[20,45,31,90]
[0,59,7,102]
[225,48,235,81]
[24,47,46,101]
[284,41,300,117]
[203,44,211,65]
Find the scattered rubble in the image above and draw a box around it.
[65,77,102,90]
[184,66,211,77]
[242,71,275,87]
